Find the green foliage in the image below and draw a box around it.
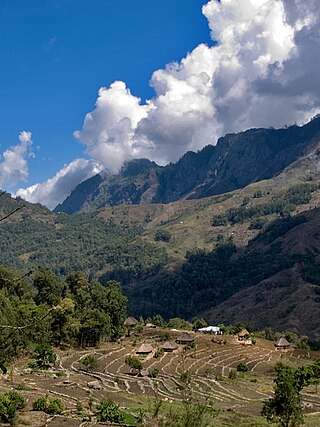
[154,348,164,359]
[0,265,128,360]
[0,391,26,425]
[261,365,308,427]
[192,318,208,331]
[154,229,172,242]
[80,354,98,371]
[168,317,193,330]
[0,212,168,286]
[34,343,56,369]
[125,355,143,372]
[228,369,237,380]
[212,183,316,226]
[32,395,64,415]
[236,363,249,373]
[149,368,159,378]
[95,399,124,423]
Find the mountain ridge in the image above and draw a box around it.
[54,116,320,213]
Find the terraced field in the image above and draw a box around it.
[3,329,320,426]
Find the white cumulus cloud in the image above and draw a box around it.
[75,0,320,173]
[17,0,320,208]
[16,158,103,210]
[0,131,34,189]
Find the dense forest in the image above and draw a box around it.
[0,192,167,283]
[0,265,127,361]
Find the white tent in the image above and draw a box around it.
[198,326,220,333]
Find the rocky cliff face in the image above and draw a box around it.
[54,117,320,213]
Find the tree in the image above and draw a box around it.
[261,365,310,427]
[95,399,124,423]
[34,343,56,369]
[125,355,143,373]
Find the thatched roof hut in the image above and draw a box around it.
[161,341,178,352]
[136,343,153,354]
[238,329,250,340]
[275,337,292,350]
[124,316,139,327]
[176,333,194,344]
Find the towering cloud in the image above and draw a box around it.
[0,131,33,188]
[74,0,320,173]
[17,0,320,208]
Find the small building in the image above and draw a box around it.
[238,329,250,341]
[198,326,220,334]
[176,333,194,345]
[124,316,139,327]
[145,323,156,328]
[136,343,153,355]
[275,337,293,351]
[161,341,178,352]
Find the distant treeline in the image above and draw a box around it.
[212,183,317,226]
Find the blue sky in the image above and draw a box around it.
[0,0,211,187]
[1,0,319,208]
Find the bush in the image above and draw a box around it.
[80,354,98,371]
[154,229,172,242]
[95,399,124,423]
[154,348,164,359]
[149,368,159,378]
[236,363,249,372]
[32,395,64,415]
[0,391,26,425]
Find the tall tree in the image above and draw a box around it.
[261,365,311,427]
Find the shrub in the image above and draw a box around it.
[236,363,249,372]
[32,395,64,415]
[0,391,26,425]
[95,399,124,423]
[125,355,143,372]
[154,229,172,242]
[149,368,159,378]
[154,348,164,359]
[80,354,98,371]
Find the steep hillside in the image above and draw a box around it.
[3,136,320,340]
[55,116,320,213]
[203,207,320,341]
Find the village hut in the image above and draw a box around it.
[176,333,194,345]
[124,316,139,327]
[161,341,178,352]
[238,329,250,341]
[136,343,153,355]
[275,337,292,351]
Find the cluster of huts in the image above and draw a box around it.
[124,317,297,353]
[135,332,195,355]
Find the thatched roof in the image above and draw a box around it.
[161,341,178,351]
[238,329,250,337]
[275,337,291,347]
[124,316,139,327]
[136,343,153,354]
[176,333,194,343]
